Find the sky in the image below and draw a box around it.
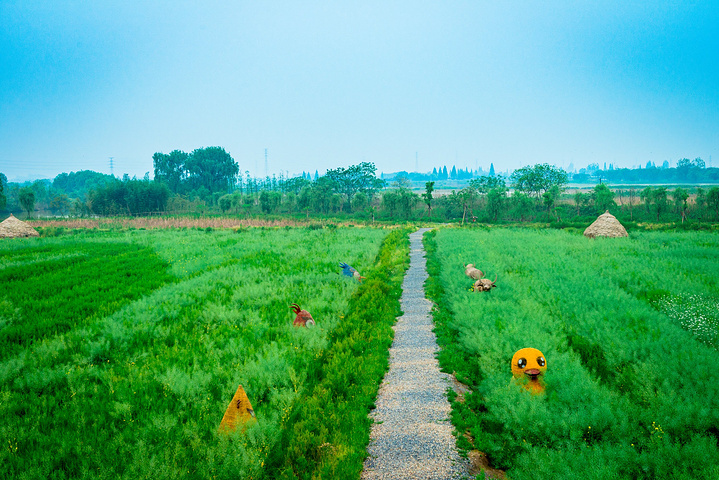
[1,1,717,183]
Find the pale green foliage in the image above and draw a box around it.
[431,228,719,479]
[0,227,387,479]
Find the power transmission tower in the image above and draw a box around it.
[109,157,114,176]
[264,148,268,178]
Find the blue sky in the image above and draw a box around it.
[1,1,717,182]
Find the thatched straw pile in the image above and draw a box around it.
[584,211,628,238]
[0,214,40,238]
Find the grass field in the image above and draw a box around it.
[425,227,719,479]
[0,226,397,479]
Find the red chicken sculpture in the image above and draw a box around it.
[290,303,315,328]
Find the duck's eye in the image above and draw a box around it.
[517,358,527,369]
[537,356,545,367]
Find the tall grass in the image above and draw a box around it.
[1,226,388,479]
[425,227,719,479]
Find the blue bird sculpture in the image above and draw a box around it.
[340,262,365,282]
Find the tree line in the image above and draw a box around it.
[2,149,719,224]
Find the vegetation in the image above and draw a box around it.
[264,227,411,479]
[425,227,719,479]
[3,153,719,226]
[0,226,389,479]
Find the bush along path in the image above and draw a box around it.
[362,228,470,480]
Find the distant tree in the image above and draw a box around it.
[153,150,188,193]
[423,181,435,219]
[0,172,7,211]
[708,187,719,220]
[543,185,561,218]
[510,164,568,201]
[593,184,616,213]
[511,191,534,222]
[88,177,169,215]
[284,176,311,195]
[672,187,689,223]
[396,188,418,220]
[311,176,334,213]
[486,185,507,221]
[184,147,239,197]
[489,163,495,177]
[470,175,505,195]
[381,190,399,217]
[351,191,368,213]
[695,187,707,220]
[52,170,115,198]
[651,187,669,221]
[574,191,587,215]
[49,194,71,216]
[18,187,36,218]
[640,186,654,215]
[627,187,637,221]
[676,158,692,169]
[324,162,384,210]
[219,194,233,213]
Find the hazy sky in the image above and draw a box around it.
[1,1,717,182]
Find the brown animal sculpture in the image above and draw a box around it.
[464,263,484,280]
[290,303,316,327]
[473,274,497,292]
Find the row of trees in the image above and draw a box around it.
[3,152,719,224]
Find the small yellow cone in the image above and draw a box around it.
[219,384,257,433]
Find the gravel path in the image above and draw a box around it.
[362,228,470,480]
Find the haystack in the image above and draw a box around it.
[584,211,628,238]
[0,214,39,238]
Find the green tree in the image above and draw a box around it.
[396,188,418,220]
[153,150,188,193]
[640,186,654,215]
[708,187,719,220]
[311,177,334,214]
[511,191,534,222]
[381,190,399,217]
[593,184,616,213]
[184,147,239,197]
[18,187,36,218]
[49,194,71,216]
[351,191,368,213]
[423,181,435,219]
[672,187,689,223]
[510,164,568,201]
[0,173,7,211]
[574,191,589,215]
[218,194,233,213]
[324,162,384,211]
[695,187,707,220]
[651,187,668,221]
[486,186,507,221]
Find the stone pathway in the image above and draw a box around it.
[362,228,469,480]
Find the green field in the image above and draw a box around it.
[425,227,719,479]
[0,226,405,480]
[5,224,719,479]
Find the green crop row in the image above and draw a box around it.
[425,227,719,480]
[263,227,411,479]
[0,237,173,361]
[1,226,387,479]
